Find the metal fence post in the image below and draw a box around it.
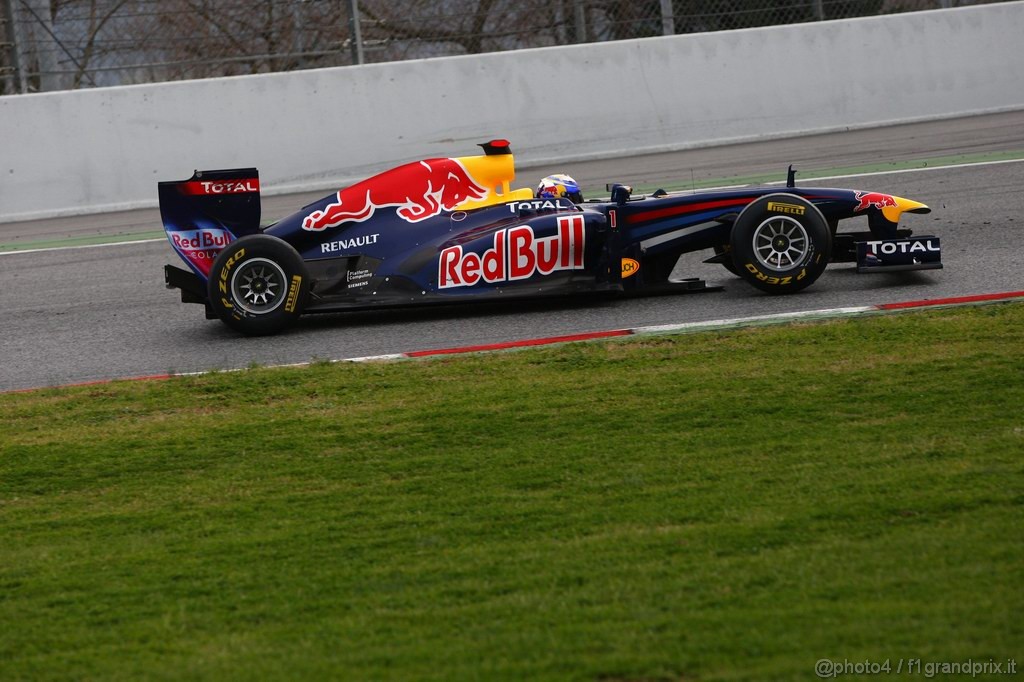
[660,0,675,35]
[2,0,25,93]
[347,0,364,65]
[573,0,586,43]
[812,0,825,21]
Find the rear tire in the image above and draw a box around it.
[207,234,310,336]
[729,193,831,294]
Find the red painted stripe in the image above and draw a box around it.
[625,193,835,226]
[8,290,1023,395]
[625,197,752,225]
[405,329,633,357]
[877,291,1024,310]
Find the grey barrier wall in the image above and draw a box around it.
[1,2,1022,223]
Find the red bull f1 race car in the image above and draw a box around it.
[160,139,941,335]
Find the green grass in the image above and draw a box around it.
[2,304,1022,681]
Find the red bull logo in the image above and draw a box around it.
[302,158,488,231]
[438,215,585,289]
[169,228,233,277]
[854,191,898,212]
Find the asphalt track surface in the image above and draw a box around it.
[2,111,1023,391]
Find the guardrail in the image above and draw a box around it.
[1,2,1022,223]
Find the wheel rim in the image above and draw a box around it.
[752,216,810,271]
[230,257,287,315]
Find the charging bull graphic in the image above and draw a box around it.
[302,158,489,231]
[853,191,898,213]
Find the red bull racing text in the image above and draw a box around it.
[438,215,585,289]
[302,158,488,231]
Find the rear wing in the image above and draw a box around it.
[158,168,262,279]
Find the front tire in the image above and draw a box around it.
[729,194,831,294]
[207,234,310,336]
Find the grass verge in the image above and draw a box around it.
[2,304,1022,681]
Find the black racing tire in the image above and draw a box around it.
[207,234,310,336]
[729,193,831,294]
[714,244,741,277]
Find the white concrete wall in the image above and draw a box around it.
[1,2,1023,223]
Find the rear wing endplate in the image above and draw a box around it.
[158,168,262,279]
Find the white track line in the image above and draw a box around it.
[5,293,1022,394]
[2,157,1021,257]
[0,237,165,257]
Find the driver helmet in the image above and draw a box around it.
[536,174,583,203]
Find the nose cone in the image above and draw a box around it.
[882,196,930,223]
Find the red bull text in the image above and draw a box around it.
[302,158,488,231]
[438,215,585,289]
[169,228,233,276]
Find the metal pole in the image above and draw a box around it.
[812,0,824,21]
[2,0,26,92]
[659,0,675,36]
[347,0,364,65]
[573,0,586,43]
[555,0,566,45]
[291,0,304,69]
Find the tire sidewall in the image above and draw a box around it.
[207,234,309,335]
[729,193,831,294]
